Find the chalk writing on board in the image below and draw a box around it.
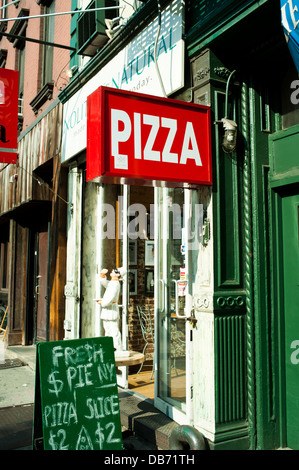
[35,337,123,450]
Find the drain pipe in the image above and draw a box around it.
[169,425,207,450]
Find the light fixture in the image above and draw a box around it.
[105,23,123,39]
[220,117,237,154]
[9,173,18,183]
[105,16,126,39]
[105,16,121,30]
[65,65,79,78]
[215,69,238,154]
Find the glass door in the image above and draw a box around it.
[118,184,129,388]
[154,187,198,425]
[97,183,129,389]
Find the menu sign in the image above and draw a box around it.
[33,337,123,451]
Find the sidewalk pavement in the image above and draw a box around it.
[2,342,36,372]
[0,337,36,450]
[0,339,177,452]
[0,339,170,451]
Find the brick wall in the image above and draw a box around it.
[0,0,71,131]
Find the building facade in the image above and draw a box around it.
[0,0,298,451]
[58,0,299,450]
[0,0,71,344]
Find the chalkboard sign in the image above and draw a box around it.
[33,337,123,450]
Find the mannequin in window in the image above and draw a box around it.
[97,267,129,356]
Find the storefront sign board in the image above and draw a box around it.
[281,0,299,73]
[0,68,19,163]
[87,86,212,187]
[33,337,122,450]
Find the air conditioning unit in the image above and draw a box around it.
[77,0,117,56]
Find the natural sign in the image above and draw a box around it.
[62,0,184,163]
[33,337,123,450]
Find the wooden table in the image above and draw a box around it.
[115,351,144,367]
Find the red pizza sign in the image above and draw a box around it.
[0,68,19,164]
[87,87,212,187]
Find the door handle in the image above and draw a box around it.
[186,308,198,327]
[36,275,42,295]
[160,279,165,312]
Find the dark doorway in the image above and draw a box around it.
[26,216,50,344]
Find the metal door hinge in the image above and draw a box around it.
[202,218,210,246]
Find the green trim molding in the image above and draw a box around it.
[269,124,299,189]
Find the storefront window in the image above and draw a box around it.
[87,182,202,412]
[94,184,156,390]
[125,186,155,359]
[157,188,186,411]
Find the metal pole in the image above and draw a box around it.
[0,0,20,11]
[154,0,167,98]
[0,30,76,50]
[0,6,122,23]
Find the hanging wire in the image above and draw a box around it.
[17,164,73,210]
[0,163,10,173]
[224,70,236,118]
[121,0,136,11]
[154,0,167,98]
[0,0,20,11]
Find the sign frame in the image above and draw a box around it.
[87,86,212,188]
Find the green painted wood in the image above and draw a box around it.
[282,193,299,450]
[33,337,123,450]
[269,125,299,185]
[213,84,244,293]
[186,0,270,58]
[215,314,246,424]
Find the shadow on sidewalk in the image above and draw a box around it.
[0,404,33,450]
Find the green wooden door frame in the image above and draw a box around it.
[269,127,299,449]
[195,53,282,450]
[281,191,299,449]
[270,185,299,449]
